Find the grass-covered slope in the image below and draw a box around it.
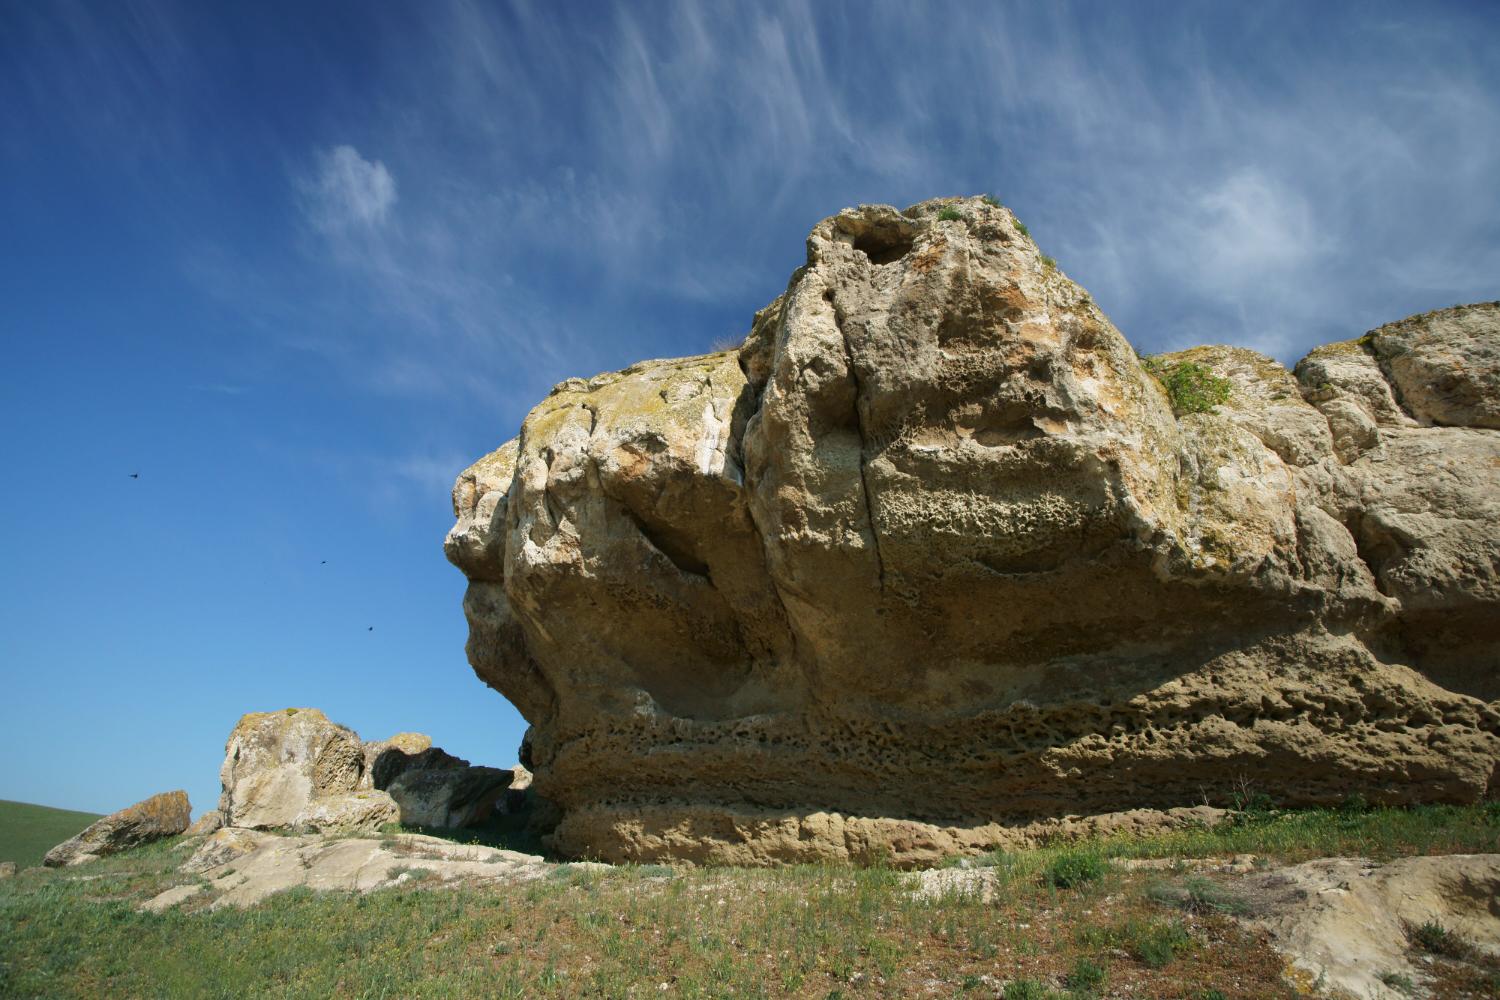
[0,804,1496,998]
[0,800,102,869]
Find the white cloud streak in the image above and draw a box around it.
[301,145,397,231]
[179,1,1500,411]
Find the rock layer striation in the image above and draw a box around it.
[446,196,1500,865]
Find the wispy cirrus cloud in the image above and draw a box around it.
[154,1,1500,413]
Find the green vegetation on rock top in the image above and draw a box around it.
[1145,357,1233,415]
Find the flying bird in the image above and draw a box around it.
[368,626,373,631]
[128,473,139,479]
[321,560,327,564]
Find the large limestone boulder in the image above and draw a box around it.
[217,709,511,833]
[43,790,191,867]
[219,709,365,829]
[446,196,1500,865]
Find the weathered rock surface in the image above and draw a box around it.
[1238,853,1500,999]
[43,790,191,867]
[0,861,16,879]
[216,709,516,832]
[181,827,275,875]
[150,833,596,910]
[219,709,364,829]
[446,196,1500,865]
[292,789,400,833]
[184,809,223,837]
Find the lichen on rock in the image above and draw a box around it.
[446,196,1500,866]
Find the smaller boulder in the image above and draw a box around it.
[185,810,224,837]
[181,827,275,875]
[292,790,400,834]
[502,764,533,814]
[219,708,364,829]
[388,766,513,828]
[361,732,467,791]
[43,790,191,868]
[0,861,16,879]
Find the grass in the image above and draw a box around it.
[0,802,1495,998]
[1042,850,1107,889]
[1406,918,1474,960]
[1385,936,1500,1000]
[1144,357,1232,414]
[1064,956,1106,993]
[1128,919,1195,968]
[0,800,103,869]
[937,205,967,222]
[1145,875,1249,916]
[1379,970,1416,995]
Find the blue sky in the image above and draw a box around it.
[2,1,1497,816]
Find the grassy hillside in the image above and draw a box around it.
[0,800,102,869]
[0,804,1495,998]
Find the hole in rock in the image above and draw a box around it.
[973,421,1044,447]
[853,231,914,266]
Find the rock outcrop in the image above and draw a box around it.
[153,832,591,911]
[1239,854,1500,999]
[43,790,191,867]
[217,709,518,833]
[291,790,400,833]
[219,709,369,829]
[446,195,1500,865]
[184,809,223,837]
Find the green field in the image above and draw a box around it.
[0,800,102,869]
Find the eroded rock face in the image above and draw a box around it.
[446,197,1500,865]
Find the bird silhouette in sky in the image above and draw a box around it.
[368,626,374,631]
[321,560,327,564]
[128,473,139,479]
